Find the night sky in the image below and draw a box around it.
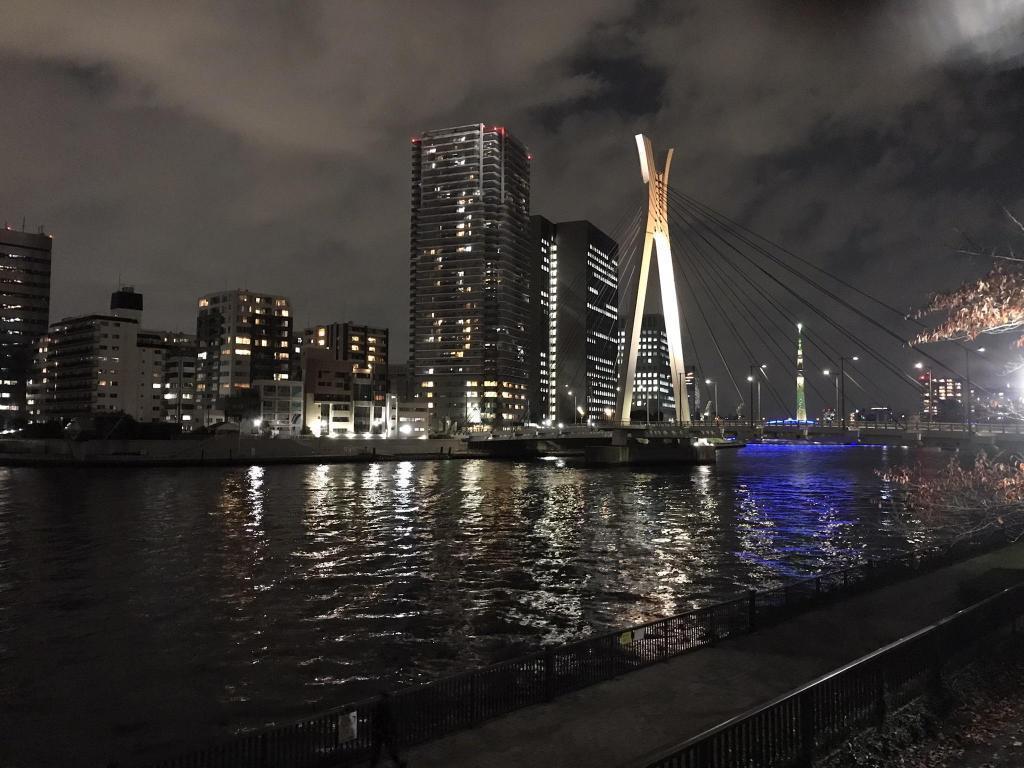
[2,1,1024,415]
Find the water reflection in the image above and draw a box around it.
[0,445,947,768]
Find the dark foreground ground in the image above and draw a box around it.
[825,641,1024,768]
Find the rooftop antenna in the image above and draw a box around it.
[21,216,26,231]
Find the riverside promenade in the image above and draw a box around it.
[403,541,1024,768]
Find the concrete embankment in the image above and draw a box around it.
[0,436,476,467]
[403,541,1024,768]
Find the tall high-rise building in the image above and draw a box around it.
[0,226,52,427]
[409,123,531,429]
[531,217,619,425]
[195,289,293,424]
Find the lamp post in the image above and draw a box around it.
[965,347,984,433]
[757,364,766,423]
[747,367,755,428]
[705,378,718,422]
[838,355,859,428]
[823,368,838,424]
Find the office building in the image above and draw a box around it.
[920,373,965,420]
[195,289,293,425]
[409,123,532,429]
[0,226,52,428]
[531,217,619,425]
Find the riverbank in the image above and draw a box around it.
[401,540,1024,768]
[0,435,478,466]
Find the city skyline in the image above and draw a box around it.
[4,3,1024,417]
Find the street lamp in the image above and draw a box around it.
[837,355,859,428]
[567,388,577,425]
[746,370,755,428]
[823,368,839,424]
[705,378,718,422]
[758,364,767,423]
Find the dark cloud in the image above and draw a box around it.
[2,0,1024,415]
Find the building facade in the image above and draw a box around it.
[409,123,532,429]
[531,217,619,425]
[920,373,965,420]
[301,348,386,436]
[0,227,52,428]
[255,379,303,435]
[32,289,195,425]
[627,314,699,422]
[196,290,293,425]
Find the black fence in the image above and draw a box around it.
[632,582,1024,768]
[137,540,1009,768]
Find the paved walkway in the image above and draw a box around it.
[400,542,1024,768]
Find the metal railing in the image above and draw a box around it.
[632,582,1024,768]
[136,541,1007,768]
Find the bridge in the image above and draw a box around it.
[468,419,1024,459]
[530,132,999,457]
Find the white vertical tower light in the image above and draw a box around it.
[796,323,807,422]
[619,134,691,425]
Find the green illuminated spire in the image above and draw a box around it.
[796,323,807,421]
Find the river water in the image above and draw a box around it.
[0,444,945,767]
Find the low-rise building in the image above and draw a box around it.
[32,288,194,425]
[302,348,387,436]
[255,379,303,435]
[395,400,430,437]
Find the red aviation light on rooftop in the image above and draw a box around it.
[411,137,421,144]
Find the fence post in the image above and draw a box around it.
[748,590,757,633]
[259,732,269,768]
[798,689,815,767]
[815,576,822,598]
[876,667,888,726]
[544,646,555,702]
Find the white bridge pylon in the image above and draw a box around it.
[618,134,691,425]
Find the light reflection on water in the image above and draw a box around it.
[0,444,943,767]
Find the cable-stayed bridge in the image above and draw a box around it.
[488,134,1001,462]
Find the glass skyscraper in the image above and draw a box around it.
[531,217,619,425]
[409,124,531,428]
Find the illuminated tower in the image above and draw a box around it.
[795,322,807,421]
[619,134,690,424]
